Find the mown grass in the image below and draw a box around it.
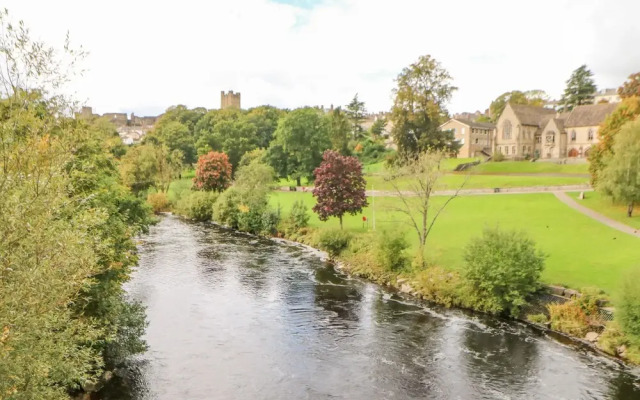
[270,191,640,297]
[567,191,640,230]
[472,161,590,175]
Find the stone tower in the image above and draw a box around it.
[220,90,241,110]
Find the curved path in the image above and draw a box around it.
[553,192,640,238]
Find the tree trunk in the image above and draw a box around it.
[339,215,343,230]
[296,177,301,187]
[628,202,634,218]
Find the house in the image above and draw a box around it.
[439,118,495,158]
[593,88,621,104]
[493,102,617,159]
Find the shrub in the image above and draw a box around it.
[548,302,590,336]
[287,200,310,231]
[146,192,170,213]
[492,152,505,162]
[412,266,468,308]
[193,151,233,192]
[376,230,410,272]
[463,227,546,317]
[260,207,281,236]
[618,268,640,344]
[527,313,549,325]
[213,187,243,228]
[176,191,218,221]
[318,229,352,257]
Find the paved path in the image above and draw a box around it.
[553,192,640,238]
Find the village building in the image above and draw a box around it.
[439,118,495,158]
[493,102,617,159]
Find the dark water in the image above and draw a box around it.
[101,215,640,399]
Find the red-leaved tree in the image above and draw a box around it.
[312,150,368,229]
[193,151,233,192]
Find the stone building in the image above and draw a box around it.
[439,119,495,158]
[221,90,241,110]
[493,102,617,159]
[593,88,621,104]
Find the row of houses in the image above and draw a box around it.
[441,102,618,159]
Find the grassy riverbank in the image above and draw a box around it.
[566,191,640,230]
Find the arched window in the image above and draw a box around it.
[503,120,512,140]
[571,130,576,142]
[588,129,594,141]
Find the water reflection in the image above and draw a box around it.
[100,216,640,399]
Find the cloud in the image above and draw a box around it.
[3,0,639,116]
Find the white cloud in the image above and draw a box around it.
[4,0,639,115]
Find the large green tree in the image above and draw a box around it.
[345,94,367,139]
[147,120,196,164]
[267,107,331,186]
[246,105,285,148]
[598,118,640,217]
[195,116,259,171]
[389,55,460,156]
[561,65,597,111]
[487,90,548,122]
[327,106,350,155]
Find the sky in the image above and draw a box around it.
[4,0,640,116]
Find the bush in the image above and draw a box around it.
[376,230,410,271]
[287,200,310,231]
[176,191,218,221]
[146,192,170,213]
[318,229,352,257]
[492,152,505,162]
[193,151,233,192]
[527,313,549,325]
[548,302,590,336]
[618,268,640,344]
[213,187,243,228]
[260,207,281,236]
[463,227,546,317]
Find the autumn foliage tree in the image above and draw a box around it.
[193,151,233,192]
[618,72,640,99]
[312,150,368,229]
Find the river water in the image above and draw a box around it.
[101,215,640,399]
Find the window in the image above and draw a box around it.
[571,130,576,141]
[588,129,594,141]
[505,146,509,155]
[523,146,527,153]
[462,127,466,135]
[475,138,479,144]
[512,146,516,155]
[546,131,555,143]
[460,138,465,145]
[536,136,542,143]
[502,120,512,140]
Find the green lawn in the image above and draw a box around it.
[567,191,640,230]
[472,161,589,175]
[271,191,640,298]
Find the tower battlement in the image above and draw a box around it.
[220,90,241,110]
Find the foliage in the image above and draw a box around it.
[195,115,259,171]
[176,191,218,221]
[376,230,410,272]
[287,200,310,231]
[487,90,548,123]
[148,120,196,164]
[193,151,233,192]
[259,207,281,236]
[588,97,640,183]
[318,229,352,257]
[312,150,368,228]
[527,313,549,325]
[213,187,244,228]
[120,143,183,194]
[463,227,546,316]
[492,152,506,162]
[267,107,331,186]
[618,268,640,345]
[560,65,597,111]
[389,55,459,156]
[327,106,351,155]
[356,139,388,164]
[147,192,170,213]
[548,302,590,336]
[345,93,367,139]
[618,72,640,99]
[370,117,387,137]
[246,105,285,148]
[597,118,640,217]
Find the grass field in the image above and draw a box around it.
[270,191,640,298]
[471,161,590,175]
[567,191,640,230]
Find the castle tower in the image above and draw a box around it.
[220,90,241,110]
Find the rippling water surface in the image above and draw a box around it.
[100,215,640,399]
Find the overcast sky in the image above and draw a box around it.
[5,0,639,116]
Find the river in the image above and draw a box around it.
[100,215,640,399]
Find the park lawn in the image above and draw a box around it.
[364,173,589,191]
[270,191,640,298]
[472,161,590,175]
[567,191,640,230]
[363,158,479,175]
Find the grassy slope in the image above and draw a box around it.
[471,161,590,174]
[271,191,640,297]
[567,191,640,230]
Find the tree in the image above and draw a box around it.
[120,143,182,194]
[384,151,467,258]
[588,97,640,183]
[312,150,368,229]
[561,65,597,111]
[345,93,367,139]
[487,90,548,122]
[598,118,640,217]
[148,120,197,164]
[390,55,459,157]
[246,105,285,148]
[618,72,640,99]
[327,106,350,154]
[193,151,233,192]
[370,117,387,137]
[464,227,546,316]
[618,268,640,345]
[268,107,331,186]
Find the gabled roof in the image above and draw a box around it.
[509,104,556,126]
[453,118,496,130]
[564,103,617,128]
